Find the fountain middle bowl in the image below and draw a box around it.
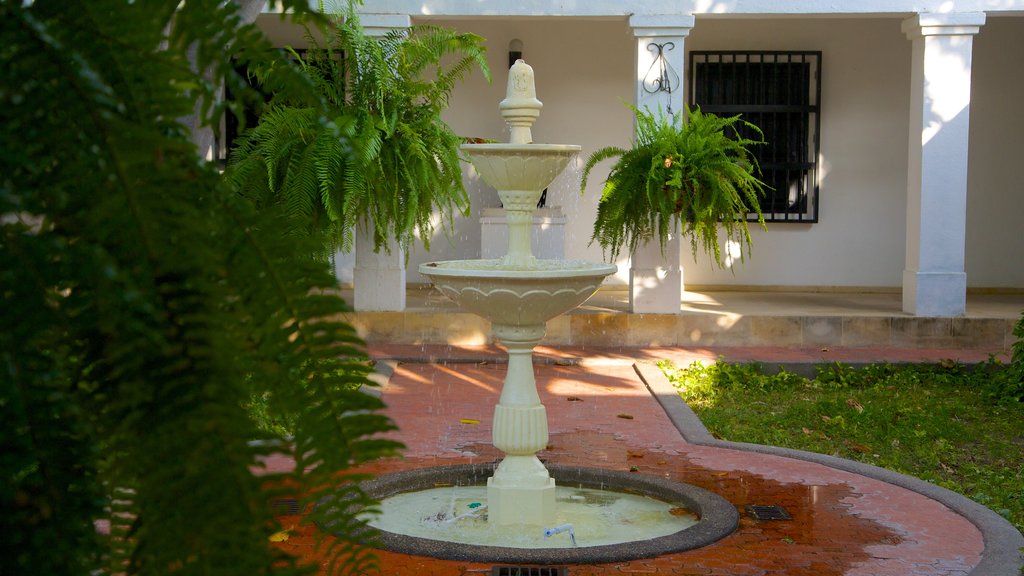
[419,259,617,326]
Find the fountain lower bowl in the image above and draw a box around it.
[419,259,617,327]
[338,464,738,565]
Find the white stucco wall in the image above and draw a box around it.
[680,18,912,288]
[422,17,919,289]
[966,15,1024,288]
[257,9,1023,291]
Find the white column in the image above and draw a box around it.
[900,13,985,317]
[352,14,412,311]
[627,15,694,314]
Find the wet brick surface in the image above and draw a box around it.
[270,357,984,575]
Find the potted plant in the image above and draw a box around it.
[581,104,768,268]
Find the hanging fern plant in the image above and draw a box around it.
[227,3,490,255]
[581,104,769,268]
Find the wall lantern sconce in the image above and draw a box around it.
[508,38,524,69]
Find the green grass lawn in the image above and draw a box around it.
[661,359,1024,534]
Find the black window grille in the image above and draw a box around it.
[689,51,821,222]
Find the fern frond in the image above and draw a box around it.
[1,2,392,576]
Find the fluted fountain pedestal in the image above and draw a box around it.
[488,323,555,526]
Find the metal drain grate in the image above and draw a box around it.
[492,567,568,576]
[746,504,791,520]
[270,498,302,515]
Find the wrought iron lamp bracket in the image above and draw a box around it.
[643,41,679,116]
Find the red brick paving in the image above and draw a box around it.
[272,347,987,575]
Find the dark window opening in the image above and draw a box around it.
[220,62,267,162]
[219,49,330,164]
[690,51,821,222]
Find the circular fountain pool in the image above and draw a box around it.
[372,485,697,549]
[338,463,738,564]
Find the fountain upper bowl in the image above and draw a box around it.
[461,143,582,194]
[419,259,616,327]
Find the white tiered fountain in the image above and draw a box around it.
[419,60,617,527]
[351,62,737,564]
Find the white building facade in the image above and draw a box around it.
[258,1,1024,317]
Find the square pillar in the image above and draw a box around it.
[353,219,406,311]
[360,13,412,37]
[351,14,412,312]
[900,13,985,316]
[628,15,694,313]
[629,223,683,314]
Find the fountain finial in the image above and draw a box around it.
[500,59,543,144]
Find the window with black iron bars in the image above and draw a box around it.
[689,51,822,223]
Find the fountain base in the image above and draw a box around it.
[487,474,556,527]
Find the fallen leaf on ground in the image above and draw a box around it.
[845,440,872,453]
[459,418,480,425]
[269,527,294,542]
[616,413,634,420]
[627,450,645,459]
[846,398,865,413]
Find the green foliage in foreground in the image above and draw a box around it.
[1,2,400,575]
[662,358,1024,534]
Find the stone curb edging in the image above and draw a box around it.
[633,361,1024,576]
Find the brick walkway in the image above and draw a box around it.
[267,345,1018,575]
